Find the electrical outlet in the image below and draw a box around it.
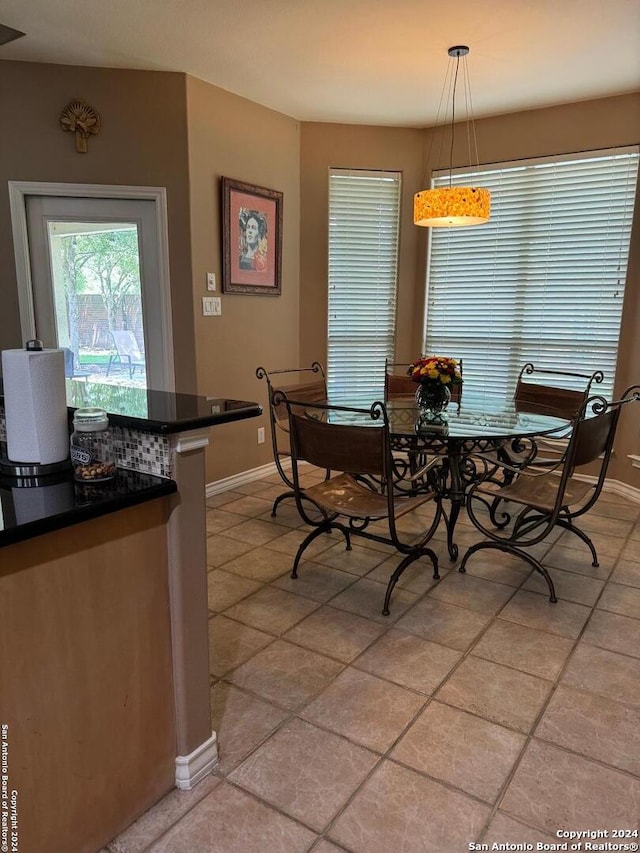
[206,272,216,291]
[257,427,265,444]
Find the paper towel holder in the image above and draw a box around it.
[0,456,72,479]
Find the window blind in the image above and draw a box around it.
[328,169,401,401]
[424,148,639,404]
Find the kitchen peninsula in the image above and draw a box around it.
[0,380,261,853]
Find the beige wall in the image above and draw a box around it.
[0,60,197,391]
[185,76,301,482]
[300,94,640,488]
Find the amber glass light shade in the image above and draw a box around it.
[414,186,491,227]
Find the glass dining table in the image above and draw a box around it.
[311,394,571,563]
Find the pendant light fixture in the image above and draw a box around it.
[414,46,491,227]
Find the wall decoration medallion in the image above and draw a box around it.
[59,100,101,153]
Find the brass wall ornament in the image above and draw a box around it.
[59,100,101,153]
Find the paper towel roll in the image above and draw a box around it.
[2,346,69,464]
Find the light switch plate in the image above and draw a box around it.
[206,272,216,291]
[202,296,221,316]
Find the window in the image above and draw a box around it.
[328,169,401,401]
[424,147,639,402]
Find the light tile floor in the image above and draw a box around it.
[108,468,640,853]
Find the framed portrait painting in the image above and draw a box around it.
[222,177,283,295]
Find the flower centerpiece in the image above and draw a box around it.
[408,356,462,422]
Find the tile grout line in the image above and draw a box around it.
[476,512,639,842]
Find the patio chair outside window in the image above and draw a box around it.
[107,330,145,379]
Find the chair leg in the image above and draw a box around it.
[291,525,332,578]
[460,540,557,602]
[106,355,116,376]
[382,548,439,616]
[272,491,296,517]
[553,518,599,567]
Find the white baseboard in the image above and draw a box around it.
[207,464,640,505]
[206,460,285,497]
[175,731,218,790]
[572,473,640,503]
[206,458,309,497]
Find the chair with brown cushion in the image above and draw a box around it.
[282,396,443,615]
[256,362,330,517]
[462,386,640,602]
[515,363,604,419]
[498,363,605,472]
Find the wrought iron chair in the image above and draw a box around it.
[515,363,604,419]
[282,396,443,615]
[461,386,640,602]
[507,363,604,465]
[486,364,607,522]
[256,362,330,517]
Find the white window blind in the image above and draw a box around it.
[328,169,401,401]
[425,147,639,404]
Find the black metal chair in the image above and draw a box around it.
[256,362,330,517]
[282,396,443,615]
[461,386,640,602]
[506,363,605,465]
[514,363,604,419]
[486,363,606,525]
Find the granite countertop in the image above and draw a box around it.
[0,379,262,435]
[0,466,177,548]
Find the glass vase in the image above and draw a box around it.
[414,382,451,424]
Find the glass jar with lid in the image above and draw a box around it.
[70,407,116,482]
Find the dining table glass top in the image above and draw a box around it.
[385,397,570,441]
[309,394,571,442]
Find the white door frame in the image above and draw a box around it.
[8,181,175,392]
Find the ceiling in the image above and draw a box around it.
[2,0,639,127]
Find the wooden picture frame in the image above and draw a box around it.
[222,177,283,295]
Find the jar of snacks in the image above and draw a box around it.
[70,407,116,482]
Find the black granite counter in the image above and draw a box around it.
[0,466,177,548]
[0,379,262,435]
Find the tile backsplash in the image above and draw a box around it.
[0,402,173,478]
